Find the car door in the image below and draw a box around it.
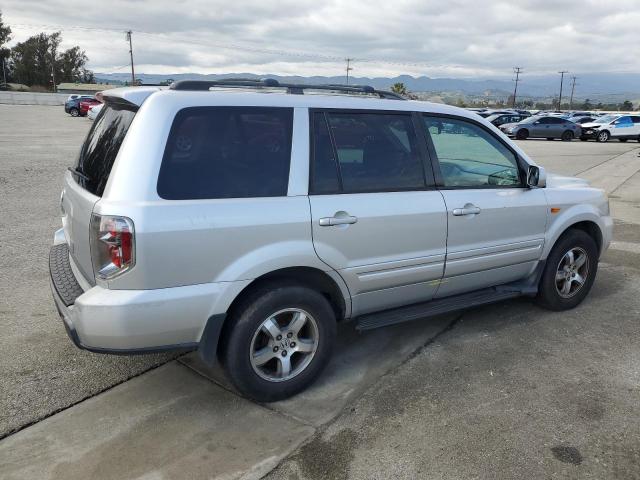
[530,117,551,137]
[611,116,633,138]
[631,116,640,138]
[422,114,548,298]
[308,110,448,316]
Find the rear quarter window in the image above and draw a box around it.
[157,107,293,200]
[74,103,137,196]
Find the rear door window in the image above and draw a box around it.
[74,102,137,196]
[158,107,293,199]
[310,111,426,194]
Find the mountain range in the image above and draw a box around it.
[94,72,640,102]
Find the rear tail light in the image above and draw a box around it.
[90,214,135,279]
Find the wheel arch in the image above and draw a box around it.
[199,266,350,366]
[547,219,603,259]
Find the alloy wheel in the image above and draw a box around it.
[555,247,589,299]
[249,308,319,382]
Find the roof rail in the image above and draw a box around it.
[169,78,406,100]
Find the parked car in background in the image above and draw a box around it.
[50,79,611,401]
[571,116,596,125]
[79,98,102,117]
[64,97,88,117]
[87,103,104,120]
[486,113,530,127]
[501,116,581,141]
[580,114,640,142]
[66,94,94,103]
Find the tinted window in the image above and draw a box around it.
[424,116,521,188]
[74,103,137,196]
[616,116,633,125]
[631,117,640,124]
[310,112,340,194]
[158,107,293,199]
[320,112,425,193]
[551,117,566,124]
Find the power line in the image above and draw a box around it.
[512,67,522,107]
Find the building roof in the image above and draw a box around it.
[56,83,119,91]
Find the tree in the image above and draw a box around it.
[390,82,407,96]
[10,31,94,88]
[621,100,633,111]
[581,98,592,110]
[0,11,11,83]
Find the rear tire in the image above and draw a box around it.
[561,130,574,141]
[596,130,610,143]
[516,129,528,140]
[220,284,336,402]
[69,108,79,117]
[536,229,598,311]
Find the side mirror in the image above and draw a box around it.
[527,165,546,188]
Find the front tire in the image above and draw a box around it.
[221,284,336,402]
[536,229,598,311]
[596,130,610,143]
[69,108,79,117]
[516,129,528,140]
[561,130,574,141]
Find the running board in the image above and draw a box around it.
[355,287,522,331]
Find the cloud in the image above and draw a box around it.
[2,0,639,78]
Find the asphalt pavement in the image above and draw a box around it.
[1,105,639,479]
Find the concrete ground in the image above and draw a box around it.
[1,105,639,479]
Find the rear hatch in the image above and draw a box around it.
[62,99,138,284]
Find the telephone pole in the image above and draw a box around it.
[126,30,135,86]
[557,70,568,111]
[50,52,57,93]
[569,76,578,109]
[512,67,522,108]
[345,58,353,85]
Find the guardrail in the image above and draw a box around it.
[0,91,70,106]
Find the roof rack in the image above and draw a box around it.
[169,78,406,100]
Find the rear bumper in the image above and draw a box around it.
[49,241,229,354]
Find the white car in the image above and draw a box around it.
[87,103,104,120]
[580,114,640,142]
[66,94,94,102]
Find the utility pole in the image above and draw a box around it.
[569,76,577,109]
[345,58,353,85]
[126,30,135,86]
[50,52,57,93]
[557,70,568,111]
[1,57,6,86]
[512,67,522,108]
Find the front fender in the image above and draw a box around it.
[542,203,610,259]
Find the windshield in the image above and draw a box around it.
[74,102,137,196]
[593,115,619,124]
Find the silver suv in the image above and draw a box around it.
[50,79,612,401]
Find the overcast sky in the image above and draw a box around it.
[2,0,639,78]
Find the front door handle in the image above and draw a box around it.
[452,204,481,216]
[319,215,358,226]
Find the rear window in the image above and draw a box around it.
[157,107,293,200]
[74,103,137,196]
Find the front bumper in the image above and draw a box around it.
[580,128,599,139]
[49,242,228,354]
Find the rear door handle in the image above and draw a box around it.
[452,205,481,216]
[319,215,358,226]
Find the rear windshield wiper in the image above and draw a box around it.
[68,166,91,182]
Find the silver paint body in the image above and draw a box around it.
[54,87,613,350]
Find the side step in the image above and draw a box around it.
[355,287,522,331]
